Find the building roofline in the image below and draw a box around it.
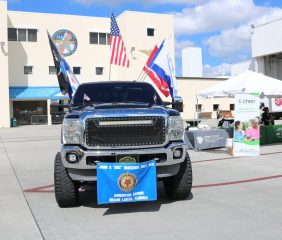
[7,10,110,20]
[119,10,173,17]
[7,9,171,20]
[231,59,252,66]
[252,17,282,29]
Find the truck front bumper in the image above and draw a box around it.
[61,141,187,181]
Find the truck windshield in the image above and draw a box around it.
[71,82,164,106]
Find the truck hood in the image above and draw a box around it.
[65,106,179,119]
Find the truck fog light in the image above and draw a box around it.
[173,148,183,159]
[67,153,78,163]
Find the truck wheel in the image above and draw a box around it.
[163,153,193,200]
[54,152,79,207]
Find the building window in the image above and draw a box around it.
[96,67,103,75]
[90,32,98,44]
[49,66,56,75]
[8,28,37,42]
[99,33,107,45]
[147,28,155,37]
[18,29,27,42]
[73,67,81,75]
[213,104,219,111]
[24,66,33,74]
[28,29,37,42]
[8,28,17,41]
[196,104,202,112]
[90,32,110,45]
[230,104,235,111]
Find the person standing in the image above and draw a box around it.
[261,107,274,126]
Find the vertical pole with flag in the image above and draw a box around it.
[47,31,79,100]
[141,38,177,98]
[109,13,130,81]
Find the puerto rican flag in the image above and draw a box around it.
[143,39,177,97]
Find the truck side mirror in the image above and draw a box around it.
[172,96,183,113]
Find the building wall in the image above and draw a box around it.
[7,10,174,86]
[176,77,234,119]
[0,0,10,128]
[252,18,282,58]
[231,60,251,76]
[112,11,174,81]
[181,47,203,77]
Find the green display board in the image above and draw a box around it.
[260,125,282,145]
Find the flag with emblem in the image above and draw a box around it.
[47,31,79,99]
[110,13,130,68]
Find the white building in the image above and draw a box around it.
[251,19,282,80]
[232,18,282,80]
[181,47,203,77]
[0,0,236,127]
[231,60,252,76]
[0,0,175,127]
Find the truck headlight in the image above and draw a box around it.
[63,119,81,144]
[168,116,184,141]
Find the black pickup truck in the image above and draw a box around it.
[55,81,192,207]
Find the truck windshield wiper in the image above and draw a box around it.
[70,101,98,110]
[70,101,151,110]
[113,101,150,105]
[93,101,150,107]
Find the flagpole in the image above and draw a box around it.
[137,68,146,82]
[109,63,112,81]
[109,13,112,81]
[140,69,147,82]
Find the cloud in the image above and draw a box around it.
[173,0,274,36]
[203,63,231,77]
[204,7,282,61]
[204,25,251,61]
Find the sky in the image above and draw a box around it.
[7,0,282,77]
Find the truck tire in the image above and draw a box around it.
[54,152,79,207]
[163,153,193,200]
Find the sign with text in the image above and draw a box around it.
[233,93,260,157]
[97,160,157,204]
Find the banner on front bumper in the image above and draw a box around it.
[97,160,157,204]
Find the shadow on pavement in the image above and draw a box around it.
[78,183,193,215]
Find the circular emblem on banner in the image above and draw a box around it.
[119,156,136,163]
[274,98,282,107]
[52,29,77,57]
[118,172,138,192]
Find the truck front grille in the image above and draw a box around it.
[85,116,166,147]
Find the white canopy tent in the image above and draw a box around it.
[197,70,282,99]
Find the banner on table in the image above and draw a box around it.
[233,93,260,157]
[97,160,157,204]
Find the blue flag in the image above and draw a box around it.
[97,160,157,204]
[47,31,79,99]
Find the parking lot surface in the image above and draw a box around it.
[0,125,282,240]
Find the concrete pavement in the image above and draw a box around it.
[0,125,282,240]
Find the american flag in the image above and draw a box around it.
[110,13,130,68]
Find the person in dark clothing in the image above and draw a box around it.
[261,107,274,125]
